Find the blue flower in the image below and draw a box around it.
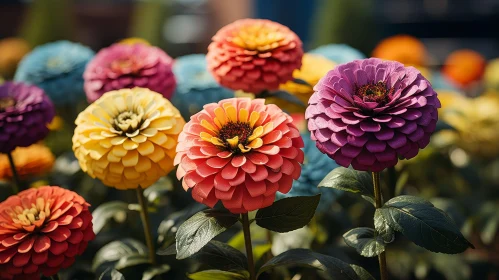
[309,44,365,64]
[277,133,341,213]
[431,71,459,91]
[14,40,94,106]
[171,54,233,120]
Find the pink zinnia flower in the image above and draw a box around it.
[306,58,440,172]
[84,43,176,102]
[207,19,303,94]
[175,98,304,213]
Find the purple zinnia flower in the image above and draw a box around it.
[306,58,440,172]
[0,82,55,153]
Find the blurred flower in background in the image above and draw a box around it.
[0,37,30,79]
[0,82,55,154]
[277,133,341,213]
[484,58,499,90]
[438,91,499,158]
[372,35,427,67]
[431,71,460,92]
[309,44,365,64]
[442,49,486,89]
[73,88,184,190]
[118,37,150,46]
[14,41,94,106]
[84,43,176,103]
[207,18,303,94]
[0,144,54,180]
[171,54,234,120]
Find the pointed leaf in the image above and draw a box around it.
[188,270,249,280]
[115,254,151,280]
[374,210,395,243]
[192,240,248,271]
[99,268,125,280]
[175,209,239,259]
[92,201,129,235]
[270,90,306,106]
[350,264,375,280]
[92,239,148,273]
[378,195,474,254]
[255,195,320,233]
[318,167,374,204]
[343,227,385,257]
[142,264,171,280]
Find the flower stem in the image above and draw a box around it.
[136,187,156,265]
[266,229,273,246]
[7,152,20,194]
[372,172,388,280]
[241,213,256,280]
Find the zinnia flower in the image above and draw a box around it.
[438,92,499,158]
[442,49,486,88]
[280,53,336,106]
[372,35,427,66]
[0,38,30,79]
[484,58,499,90]
[0,186,95,280]
[0,144,55,180]
[175,98,304,213]
[73,87,185,189]
[309,44,365,64]
[306,58,440,172]
[14,41,94,106]
[118,37,150,46]
[207,19,303,94]
[276,133,340,213]
[0,82,55,154]
[171,54,233,120]
[84,43,176,103]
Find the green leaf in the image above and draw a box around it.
[92,239,148,273]
[143,176,173,207]
[188,270,249,280]
[374,210,395,243]
[258,248,365,279]
[255,195,320,233]
[115,254,151,280]
[157,204,207,249]
[192,240,248,271]
[318,167,374,204]
[175,208,239,259]
[271,90,306,106]
[292,78,313,87]
[142,264,171,280]
[349,264,375,280]
[92,201,129,235]
[98,268,125,280]
[343,227,385,257]
[378,195,474,254]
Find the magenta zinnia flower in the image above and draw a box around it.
[0,82,55,154]
[306,58,440,171]
[175,98,304,213]
[83,43,176,103]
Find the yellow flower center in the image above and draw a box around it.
[113,108,145,135]
[8,197,51,227]
[0,97,15,111]
[231,25,285,52]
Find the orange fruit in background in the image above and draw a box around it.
[372,35,427,66]
[442,49,486,87]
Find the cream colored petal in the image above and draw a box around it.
[150,133,167,145]
[131,134,147,143]
[122,150,139,167]
[141,127,158,137]
[123,139,139,150]
[247,138,263,149]
[112,145,127,157]
[138,141,155,156]
[111,137,127,145]
[247,126,264,142]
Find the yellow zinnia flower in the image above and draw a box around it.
[72,87,185,189]
[0,144,54,179]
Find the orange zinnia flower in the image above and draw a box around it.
[0,144,55,180]
[175,98,304,213]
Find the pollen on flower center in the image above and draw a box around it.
[8,197,51,227]
[0,97,15,110]
[218,121,253,151]
[355,81,393,104]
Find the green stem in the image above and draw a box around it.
[372,172,388,280]
[136,187,156,265]
[50,274,60,280]
[266,229,273,246]
[241,213,256,280]
[7,152,20,194]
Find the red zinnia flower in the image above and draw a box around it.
[0,186,95,280]
[175,98,304,213]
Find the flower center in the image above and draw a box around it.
[355,81,393,103]
[113,108,144,134]
[218,121,254,153]
[0,97,16,111]
[232,26,284,51]
[111,57,141,74]
[8,197,51,227]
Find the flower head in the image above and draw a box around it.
[306,58,440,172]
[280,53,336,106]
[0,186,95,280]
[276,133,340,213]
[171,54,234,119]
[14,41,95,106]
[175,98,304,213]
[84,43,176,103]
[484,58,499,90]
[372,35,427,66]
[0,82,55,154]
[207,19,303,94]
[442,49,486,88]
[73,87,185,189]
[309,44,365,64]
[0,38,30,79]
[0,144,55,180]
